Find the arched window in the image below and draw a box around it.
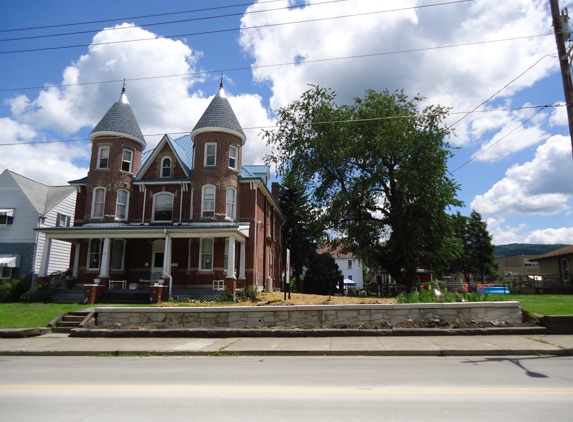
[226,187,236,219]
[153,192,174,222]
[201,185,215,217]
[200,238,213,271]
[161,157,171,178]
[91,187,106,219]
[115,189,129,220]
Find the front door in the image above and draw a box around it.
[151,240,165,281]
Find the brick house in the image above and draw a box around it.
[37,83,284,297]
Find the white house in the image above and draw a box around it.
[0,170,76,282]
[318,243,365,289]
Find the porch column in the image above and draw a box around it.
[39,237,52,277]
[99,237,111,278]
[238,241,246,280]
[162,234,172,276]
[72,242,81,278]
[226,236,236,279]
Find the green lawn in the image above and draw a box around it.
[490,294,573,315]
[0,303,95,329]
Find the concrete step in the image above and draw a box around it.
[62,315,84,322]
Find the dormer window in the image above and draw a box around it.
[97,146,109,169]
[204,143,216,167]
[161,157,171,178]
[122,149,133,173]
[229,146,238,169]
[55,213,71,227]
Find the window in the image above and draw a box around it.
[115,190,129,220]
[87,239,101,270]
[0,267,12,280]
[200,238,213,270]
[202,185,215,217]
[55,213,71,227]
[0,209,14,225]
[204,143,216,166]
[92,188,106,219]
[122,149,133,173]
[111,239,125,271]
[269,252,274,268]
[153,193,173,222]
[161,157,171,178]
[348,275,352,281]
[229,146,238,169]
[97,146,110,169]
[226,187,236,219]
[348,260,353,269]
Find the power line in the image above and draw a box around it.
[0,0,476,55]
[0,33,554,93]
[0,104,563,147]
[451,106,548,173]
[0,0,287,33]
[0,0,348,43]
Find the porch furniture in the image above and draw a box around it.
[109,280,127,290]
[213,279,224,291]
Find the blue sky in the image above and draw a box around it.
[1,0,572,244]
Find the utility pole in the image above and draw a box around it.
[550,0,573,160]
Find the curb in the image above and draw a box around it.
[69,326,548,338]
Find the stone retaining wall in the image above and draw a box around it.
[95,302,522,329]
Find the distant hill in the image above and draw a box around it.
[494,244,568,258]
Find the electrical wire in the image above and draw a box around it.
[0,104,563,147]
[0,33,554,93]
[0,0,348,43]
[0,0,476,55]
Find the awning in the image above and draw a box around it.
[0,254,20,268]
[0,209,14,217]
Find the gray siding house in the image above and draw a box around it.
[0,170,76,282]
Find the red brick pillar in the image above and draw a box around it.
[224,278,237,295]
[150,286,168,303]
[83,284,105,304]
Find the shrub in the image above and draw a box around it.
[238,285,259,302]
[216,287,235,303]
[347,287,358,297]
[0,276,30,302]
[21,281,57,303]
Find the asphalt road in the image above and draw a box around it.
[1,356,572,421]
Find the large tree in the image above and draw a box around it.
[451,210,498,282]
[264,86,461,291]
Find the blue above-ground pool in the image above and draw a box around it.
[479,286,510,294]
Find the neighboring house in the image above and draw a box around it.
[531,245,573,285]
[37,83,284,294]
[318,243,364,289]
[0,169,76,282]
[496,254,540,282]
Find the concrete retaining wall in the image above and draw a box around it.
[94,302,522,329]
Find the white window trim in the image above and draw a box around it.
[204,143,217,167]
[122,149,133,173]
[152,192,174,223]
[201,185,216,218]
[224,238,229,271]
[161,157,171,178]
[229,146,238,169]
[111,239,125,271]
[115,189,129,221]
[97,146,110,169]
[226,187,236,220]
[55,213,71,227]
[87,238,102,271]
[91,187,106,219]
[199,238,214,271]
[0,267,12,279]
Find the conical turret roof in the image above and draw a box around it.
[90,87,146,148]
[191,82,246,144]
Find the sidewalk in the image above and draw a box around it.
[1,333,572,356]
